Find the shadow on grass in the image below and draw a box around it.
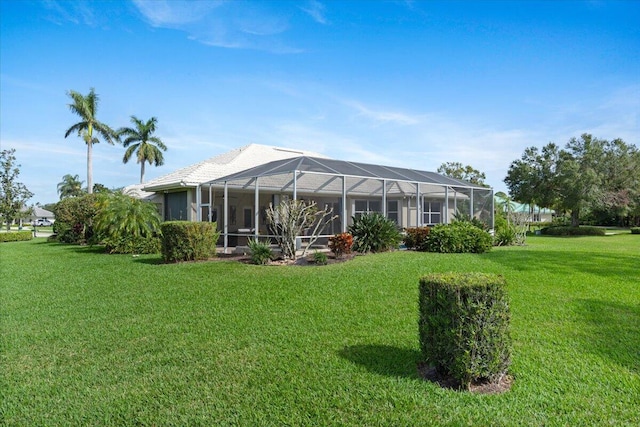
[487,249,638,280]
[339,344,422,379]
[575,299,640,374]
[133,257,164,265]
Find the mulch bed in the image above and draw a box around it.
[417,362,513,394]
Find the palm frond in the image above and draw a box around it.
[64,122,88,138]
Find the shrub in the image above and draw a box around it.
[418,272,511,389]
[328,232,353,258]
[53,194,99,244]
[160,221,220,263]
[0,231,33,242]
[348,212,402,253]
[452,212,490,231]
[551,216,571,227]
[540,226,606,236]
[312,250,328,265]
[94,192,160,254]
[404,227,430,250]
[94,192,162,254]
[494,226,516,246]
[423,222,493,254]
[630,227,640,235]
[247,238,273,265]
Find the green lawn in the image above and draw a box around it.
[2,235,639,426]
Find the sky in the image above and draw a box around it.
[1,0,638,204]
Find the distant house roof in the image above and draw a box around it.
[143,144,328,192]
[22,206,54,219]
[512,202,554,214]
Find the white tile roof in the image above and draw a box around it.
[142,144,328,192]
[123,184,157,200]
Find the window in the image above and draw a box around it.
[422,200,442,225]
[354,200,382,219]
[387,200,399,225]
[165,191,187,221]
[243,208,252,228]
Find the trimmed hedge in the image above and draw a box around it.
[160,221,220,263]
[423,222,493,253]
[0,231,33,242]
[631,227,640,235]
[419,273,511,389]
[540,226,606,236]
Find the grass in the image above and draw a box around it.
[1,235,639,426]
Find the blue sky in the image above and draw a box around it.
[1,0,638,204]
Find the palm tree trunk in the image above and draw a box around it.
[87,141,93,194]
[140,161,145,184]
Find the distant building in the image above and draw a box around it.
[21,206,55,226]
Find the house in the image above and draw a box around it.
[512,202,554,223]
[139,144,328,221]
[21,206,55,226]
[140,144,494,251]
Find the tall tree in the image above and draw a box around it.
[556,134,605,226]
[596,138,640,225]
[437,162,487,186]
[118,116,167,184]
[57,174,85,199]
[0,149,33,230]
[64,88,118,194]
[504,143,560,213]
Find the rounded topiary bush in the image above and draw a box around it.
[418,272,511,390]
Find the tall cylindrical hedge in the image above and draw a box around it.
[419,272,511,389]
[160,221,219,263]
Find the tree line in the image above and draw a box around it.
[505,134,640,227]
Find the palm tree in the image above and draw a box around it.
[57,174,85,199]
[93,191,161,253]
[118,116,167,184]
[495,191,516,225]
[64,88,118,194]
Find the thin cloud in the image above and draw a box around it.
[343,100,421,126]
[132,0,302,53]
[41,0,101,27]
[300,1,328,25]
[132,0,222,26]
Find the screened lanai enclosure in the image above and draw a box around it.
[196,156,493,252]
